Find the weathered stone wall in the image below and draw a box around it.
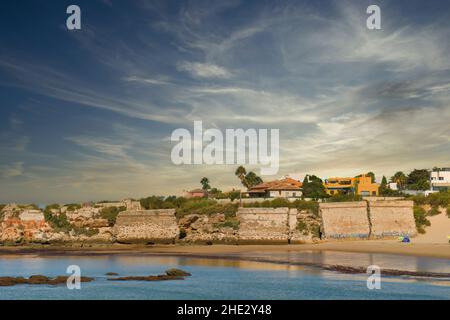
[320,202,370,239]
[320,200,416,239]
[178,214,238,244]
[113,209,179,244]
[369,200,416,238]
[237,208,289,243]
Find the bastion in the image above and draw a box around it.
[113,209,179,244]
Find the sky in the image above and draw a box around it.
[1,0,450,204]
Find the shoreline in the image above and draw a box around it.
[1,241,450,279]
[1,240,449,259]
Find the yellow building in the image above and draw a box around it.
[324,174,379,196]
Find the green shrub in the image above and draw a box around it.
[292,200,319,217]
[326,193,362,203]
[65,203,81,211]
[447,206,450,218]
[214,218,240,230]
[179,228,187,239]
[413,206,431,234]
[411,191,450,207]
[427,207,441,216]
[100,206,126,226]
[72,227,99,237]
[44,210,71,232]
[244,199,319,217]
[296,220,309,235]
[176,201,238,218]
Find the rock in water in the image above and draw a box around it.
[165,268,192,277]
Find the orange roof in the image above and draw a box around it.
[249,178,302,192]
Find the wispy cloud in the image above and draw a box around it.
[177,61,232,79]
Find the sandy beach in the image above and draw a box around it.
[0,240,449,259]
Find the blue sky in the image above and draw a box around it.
[1,0,450,203]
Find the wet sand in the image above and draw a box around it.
[0,240,449,259]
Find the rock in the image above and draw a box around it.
[105,272,119,276]
[0,275,94,286]
[165,268,191,277]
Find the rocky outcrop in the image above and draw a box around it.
[178,213,238,244]
[113,209,179,244]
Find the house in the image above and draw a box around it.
[246,178,303,198]
[430,167,450,192]
[183,189,208,198]
[324,174,379,196]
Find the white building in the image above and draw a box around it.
[388,182,398,190]
[430,168,450,192]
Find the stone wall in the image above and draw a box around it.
[113,209,179,244]
[320,202,370,239]
[320,200,416,239]
[237,208,289,243]
[369,200,416,238]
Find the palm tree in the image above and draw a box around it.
[235,166,247,185]
[200,177,211,190]
[391,171,407,190]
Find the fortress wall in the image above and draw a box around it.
[319,202,370,239]
[113,209,179,244]
[237,207,289,243]
[369,200,417,238]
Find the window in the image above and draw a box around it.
[372,191,376,196]
[439,177,444,180]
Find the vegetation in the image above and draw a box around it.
[243,198,320,217]
[72,227,99,237]
[200,177,211,191]
[296,220,309,235]
[65,203,82,211]
[100,206,126,226]
[447,206,450,218]
[326,193,362,203]
[427,207,441,216]
[234,166,263,189]
[43,205,71,232]
[391,171,407,190]
[301,175,328,199]
[214,218,240,230]
[406,169,430,191]
[140,196,240,218]
[409,191,450,208]
[413,206,430,234]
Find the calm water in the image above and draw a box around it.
[0,252,449,300]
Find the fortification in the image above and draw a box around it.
[368,200,416,238]
[319,202,370,239]
[113,209,179,244]
[237,207,289,243]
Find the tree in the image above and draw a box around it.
[380,175,388,195]
[407,169,430,191]
[302,175,328,199]
[200,177,211,190]
[391,171,407,190]
[235,166,247,182]
[234,166,263,189]
[244,172,263,189]
[367,172,376,183]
